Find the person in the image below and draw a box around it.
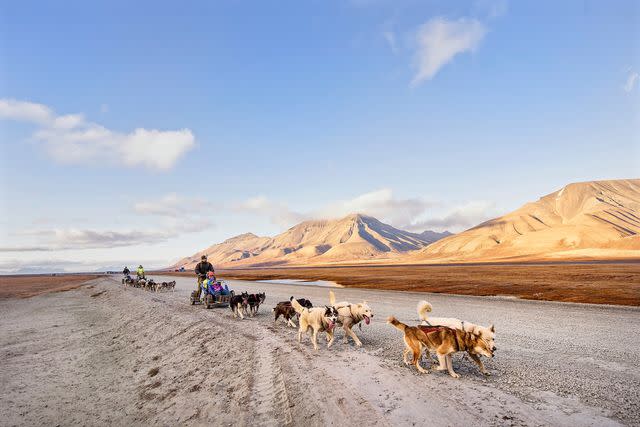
[201,271,229,299]
[194,255,214,298]
[123,266,130,276]
[136,265,145,279]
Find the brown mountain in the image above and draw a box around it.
[411,179,640,262]
[175,214,446,268]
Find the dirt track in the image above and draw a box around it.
[1,275,638,426]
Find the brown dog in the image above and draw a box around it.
[273,297,313,327]
[387,316,494,378]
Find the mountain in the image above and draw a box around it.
[174,232,271,269]
[411,179,640,262]
[418,230,453,243]
[175,214,449,268]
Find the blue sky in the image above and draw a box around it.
[1,0,638,272]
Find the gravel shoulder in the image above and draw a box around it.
[1,275,638,426]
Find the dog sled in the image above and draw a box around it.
[190,280,234,309]
[203,291,234,309]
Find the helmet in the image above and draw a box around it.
[201,255,207,260]
[139,265,143,268]
[207,271,215,278]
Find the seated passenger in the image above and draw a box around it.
[202,271,230,296]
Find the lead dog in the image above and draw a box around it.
[387,316,494,378]
[417,300,496,375]
[291,299,338,350]
[328,290,373,347]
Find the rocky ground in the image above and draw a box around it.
[1,275,638,426]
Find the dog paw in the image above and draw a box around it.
[450,373,460,379]
[482,371,491,376]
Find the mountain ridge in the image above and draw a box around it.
[174,179,640,269]
[174,213,448,269]
[411,179,640,262]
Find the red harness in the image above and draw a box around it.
[418,325,445,334]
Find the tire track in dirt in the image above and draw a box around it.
[248,339,293,426]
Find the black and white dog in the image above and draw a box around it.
[247,292,266,317]
[229,291,250,319]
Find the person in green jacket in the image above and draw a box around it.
[136,265,145,279]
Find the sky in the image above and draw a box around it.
[0,0,639,273]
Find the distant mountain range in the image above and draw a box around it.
[175,179,640,269]
[174,213,447,268]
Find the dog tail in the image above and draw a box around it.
[290,298,305,314]
[387,316,408,332]
[328,290,336,306]
[417,300,433,321]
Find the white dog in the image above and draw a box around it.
[291,299,339,350]
[417,300,496,375]
[328,291,373,347]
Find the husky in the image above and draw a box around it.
[229,292,250,319]
[328,290,373,347]
[417,301,496,375]
[248,292,266,316]
[291,299,338,350]
[273,297,313,327]
[387,316,494,378]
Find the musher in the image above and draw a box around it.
[194,255,214,299]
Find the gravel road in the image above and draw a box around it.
[1,275,638,426]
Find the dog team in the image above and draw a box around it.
[122,275,176,292]
[229,291,266,319]
[273,290,496,378]
[123,258,495,378]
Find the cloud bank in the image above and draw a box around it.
[235,189,498,233]
[2,195,214,253]
[0,99,195,171]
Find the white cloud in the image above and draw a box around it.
[318,188,434,226]
[235,189,436,231]
[411,17,487,86]
[234,196,307,229]
[404,201,499,232]
[133,192,209,217]
[2,194,215,253]
[0,98,195,171]
[1,219,213,253]
[235,190,500,234]
[624,70,639,93]
[1,229,171,251]
[383,30,398,53]
[0,99,52,124]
